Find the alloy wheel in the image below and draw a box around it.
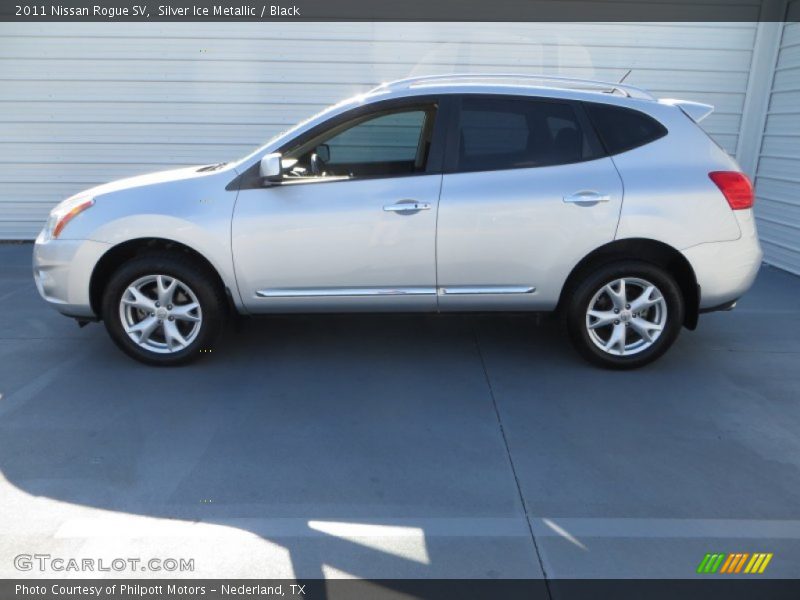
[118,274,203,354]
[585,277,668,357]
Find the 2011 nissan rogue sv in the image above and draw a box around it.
[33,74,762,368]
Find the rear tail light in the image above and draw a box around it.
[709,171,754,210]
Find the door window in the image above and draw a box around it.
[453,96,602,172]
[283,107,435,179]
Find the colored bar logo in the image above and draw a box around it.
[697,552,773,574]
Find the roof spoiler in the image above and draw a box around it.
[659,99,714,123]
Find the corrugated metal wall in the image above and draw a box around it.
[0,22,758,239]
[754,6,800,275]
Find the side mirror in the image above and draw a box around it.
[259,152,283,183]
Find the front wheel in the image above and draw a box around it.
[565,261,684,369]
[102,253,226,366]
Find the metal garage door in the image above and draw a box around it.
[755,4,800,276]
[0,22,758,239]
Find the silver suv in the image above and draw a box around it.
[33,74,762,368]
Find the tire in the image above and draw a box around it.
[101,252,226,366]
[565,260,684,369]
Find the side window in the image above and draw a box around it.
[325,111,426,164]
[460,109,528,158]
[584,102,667,155]
[283,107,435,179]
[454,97,601,172]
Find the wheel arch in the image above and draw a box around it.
[558,238,700,330]
[89,237,234,319]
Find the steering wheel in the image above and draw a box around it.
[310,152,327,176]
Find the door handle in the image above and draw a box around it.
[383,201,431,213]
[563,191,611,204]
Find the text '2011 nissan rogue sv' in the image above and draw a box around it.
[33,74,762,368]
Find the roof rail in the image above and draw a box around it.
[370,73,656,101]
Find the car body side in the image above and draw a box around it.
[32,84,762,323]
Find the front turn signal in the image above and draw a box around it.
[49,197,95,239]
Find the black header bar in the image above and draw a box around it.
[0,0,795,22]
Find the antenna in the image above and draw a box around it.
[618,69,632,84]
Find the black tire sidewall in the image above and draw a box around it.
[102,254,224,366]
[566,261,684,369]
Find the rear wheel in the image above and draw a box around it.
[102,253,225,365]
[565,261,684,369]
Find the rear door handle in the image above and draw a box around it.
[563,191,611,204]
[383,201,431,213]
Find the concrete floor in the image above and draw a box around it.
[1,242,800,585]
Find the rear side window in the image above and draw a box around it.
[584,103,667,155]
[453,97,602,172]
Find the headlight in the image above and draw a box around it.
[44,195,94,240]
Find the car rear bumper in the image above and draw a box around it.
[33,233,111,319]
[682,228,762,311]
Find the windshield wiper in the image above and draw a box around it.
[197,162,228,172]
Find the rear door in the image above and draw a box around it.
[436,94,624,310]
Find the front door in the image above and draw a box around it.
[232,100,444,312]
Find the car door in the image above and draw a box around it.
[436,94,624,310]
[232,98,445,313]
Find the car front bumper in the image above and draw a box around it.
[33,232,111,319]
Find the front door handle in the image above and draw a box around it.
[563,191,611,204]
[383,201,431,213]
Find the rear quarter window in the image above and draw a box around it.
[584,102,667,155]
